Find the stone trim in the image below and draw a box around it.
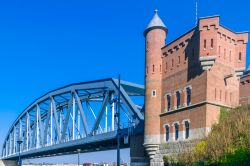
[172,121,180,126]
[160,100,233,116]
[162,123,170,128]
[182,119,190,124]
[164,92,171,98]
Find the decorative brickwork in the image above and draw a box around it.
[143,11,248,165]
[240,69,250,105]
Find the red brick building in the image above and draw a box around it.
[143,10,248,163]
[240,66,250,105]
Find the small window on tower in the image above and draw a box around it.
[204,40,207,49]
[178,56,181,64]
[172,59,174,68]
[211,39,214,49]
[239,52,242,61]
[152,90,156,97]
[160,65,162,72]
[152,65,155,72]
[165,62,168,71]
[219,46,221,55]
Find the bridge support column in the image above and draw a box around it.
[130,134,149,166]
[0,160,17,166]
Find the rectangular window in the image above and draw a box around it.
[165,126,170,142]
[172,59,174,67]
[176,91,181,108]
[211,39,214,48]
[239,52,242,61]
[219,46,221,55]
[167,95,171,111]
[187,87,191,106]
[185,121,190,139]
[178,56,180,64]
[152,90,156,97]
[175,124,179,141]
[204,40,207,49]
[165,62,168,71]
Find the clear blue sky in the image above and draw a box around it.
[0,0,249,164]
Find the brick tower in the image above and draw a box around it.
[143,10,167,162]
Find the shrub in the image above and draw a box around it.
[170,105,250,165]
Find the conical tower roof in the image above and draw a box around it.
[144,9,167,36]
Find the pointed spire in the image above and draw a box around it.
[144,9,167,36]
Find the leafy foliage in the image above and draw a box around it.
[163,105,250,166]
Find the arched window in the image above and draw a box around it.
[186,87,191,106]
[152,65,155,72]
[165,125,170,142]
[174,123,179,141]
[167,95,171,111]
[176,91,181,108]
[185,121,190,139]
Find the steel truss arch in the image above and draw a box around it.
[1,78,144,159]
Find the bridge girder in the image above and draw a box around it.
[1,78,144,160]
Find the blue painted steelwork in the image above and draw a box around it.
[1,78,144,160]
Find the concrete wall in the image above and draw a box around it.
[0,160,17,166]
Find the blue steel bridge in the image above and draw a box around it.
[1,78,145,160]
